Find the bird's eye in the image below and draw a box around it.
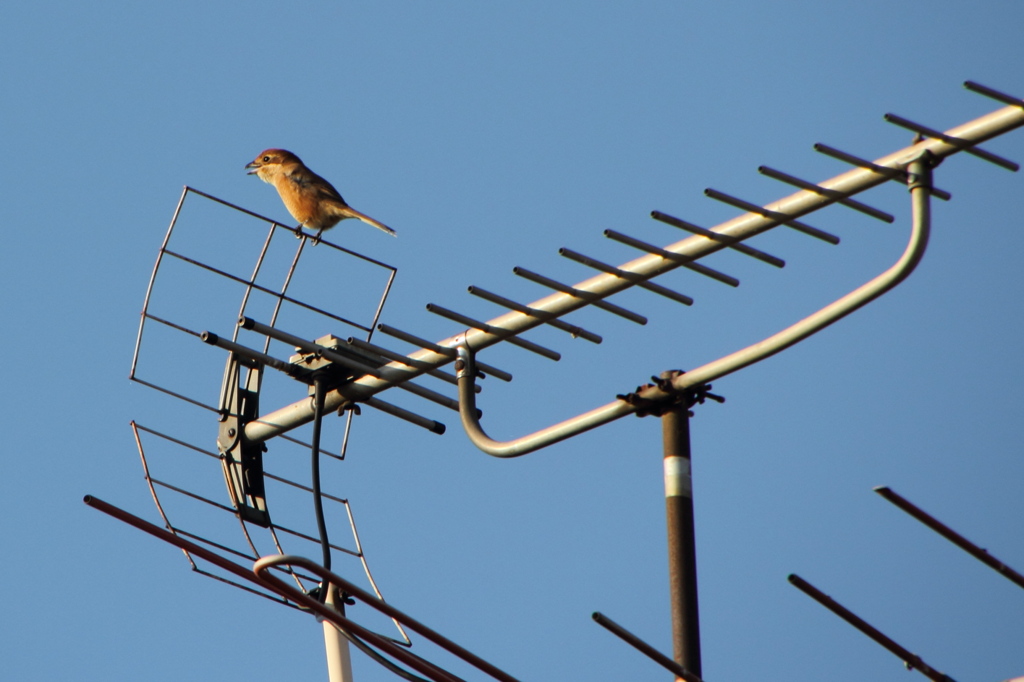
[262,156,270,162]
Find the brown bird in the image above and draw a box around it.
[245,148,396,241]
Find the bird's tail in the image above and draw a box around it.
[348,207,397,237]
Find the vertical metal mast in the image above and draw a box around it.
[662,399,701,677]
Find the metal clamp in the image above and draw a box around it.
[616,371,724,418]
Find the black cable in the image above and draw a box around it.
[310,379,440,682]
[310,375,331,600]
[344,633,435,682]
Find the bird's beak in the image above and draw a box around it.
[244,160,259,175]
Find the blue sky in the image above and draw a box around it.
[2,2,1023,681]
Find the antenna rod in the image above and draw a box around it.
[874,486,1024,590]
[788,574,956,682]
[591,612,703,682]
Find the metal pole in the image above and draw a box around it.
[321,584,355,682]
[662,399,701,677]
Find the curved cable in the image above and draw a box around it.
[311,375,332,598]
[340,626,432,682]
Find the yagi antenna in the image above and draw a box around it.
[87,80,1024,682]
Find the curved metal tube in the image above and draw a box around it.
[250,557,461,682]
[253,554,522,682]
[456,347,635,456]
[456,154,935,457]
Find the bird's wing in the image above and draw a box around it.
[289,168,349,206]
[313,176,348,206]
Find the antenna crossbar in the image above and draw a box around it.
[884,113,1019,171]
[703,188,840,244]
[514,266,649,324]
[756,167,895,223]
[467,286,603,343]
[651,210,787,265]
[425,303,562,360]
[559,247,695,306]
[603,229,740,286]
[813,143,953,201]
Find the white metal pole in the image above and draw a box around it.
[321,584,355,682]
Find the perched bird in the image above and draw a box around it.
[245,148,396,241]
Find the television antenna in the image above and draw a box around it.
[88,80,1024,682]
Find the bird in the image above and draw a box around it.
[245,148,396,242]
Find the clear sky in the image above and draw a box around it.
[2,2,1023,681]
